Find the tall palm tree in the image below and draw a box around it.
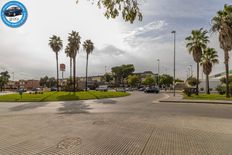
[200,48,219,94]
[68,31,81,92]
[185,28,209,95]
[49,35,63,91]
[65,44,72,80]
[83,40,94,91]
[212,4,232,98]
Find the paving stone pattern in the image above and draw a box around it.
[0,92,231,154]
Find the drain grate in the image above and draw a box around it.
[57,137,81,149]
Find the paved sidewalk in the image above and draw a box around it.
[159,93,232,105]
[1,92,232,154]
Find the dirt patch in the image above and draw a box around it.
[57,137,81,149]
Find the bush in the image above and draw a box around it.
[183,87,192,97]
[216,85,226,95]
[187,77,200,86]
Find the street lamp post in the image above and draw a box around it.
[187,68,191,78]
[105,66,107,74]
[157,59,160,86]
[171,30,176,96]
[189,65,193,77]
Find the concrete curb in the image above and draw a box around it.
[159,100,232,105]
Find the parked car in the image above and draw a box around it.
[18,88,27,92]
[144,86,160,94]
[31,88,41,91]
[51,87,57,91]
[96,85,108,91]
[116,88,126,92]
[139,87,145,91]
[125,87,133,91]
[4,6,23,17]
[30,88,43,94]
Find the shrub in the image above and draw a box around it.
[183,87,192,97]
[216,85,226,95]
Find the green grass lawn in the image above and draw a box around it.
[184,94,232,100]
[0,91,130,102]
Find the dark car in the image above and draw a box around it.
[144,86,160,94]
[4,6,23,17]
[18,88,27,92]
[138,87,145,91]
[51,87,57,91]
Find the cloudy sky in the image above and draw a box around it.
[0,0,231,80]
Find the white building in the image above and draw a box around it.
[199,70,232,91]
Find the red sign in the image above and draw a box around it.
[60,64,65,71]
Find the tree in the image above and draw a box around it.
[0,71,10,91]
[49,35,63,91]
[68,31,81,92]
[77,0,143,23]
[186,28,209,95]
[187,77,200,87]
[211,4,232,98]
[83,40,94,91]
[39,76,49,87]
[142,75,155,86]
[112,66,122,86]
[127,75,140,87]
[40,76,57,88]
[111,64,135,87]
[65,44,72,80]
[121,64,135,83]
[200,48,219,94]
[159,74,173,87]
[220,76,232,84]
[103,73,113,83]
[48,77,57,88]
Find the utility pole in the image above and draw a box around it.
[11,72,14,81]
[105,66,107,74]
[171,30,176,96]
[189,65,193,77]
[157,59,160,86]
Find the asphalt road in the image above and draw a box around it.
[0,92,232,155]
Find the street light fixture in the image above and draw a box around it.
[171,30,176,96]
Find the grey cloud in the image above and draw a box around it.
[123,20,169,47]
[95,45,126,56]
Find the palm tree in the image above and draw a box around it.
[211,4,232,98]
[185,28,209,95]
[83,40,94,91]
[49,35,63,91]
[65,44,72,80]
[200,48,219,94]
[68,31,81,92]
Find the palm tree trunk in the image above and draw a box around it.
[206,74,210,94]
[70,57,72,80]
[73,57,76,92]
[56,53,59,92]
[225,50,230,98]
[196,62,199,95]
[85,54,89,91]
